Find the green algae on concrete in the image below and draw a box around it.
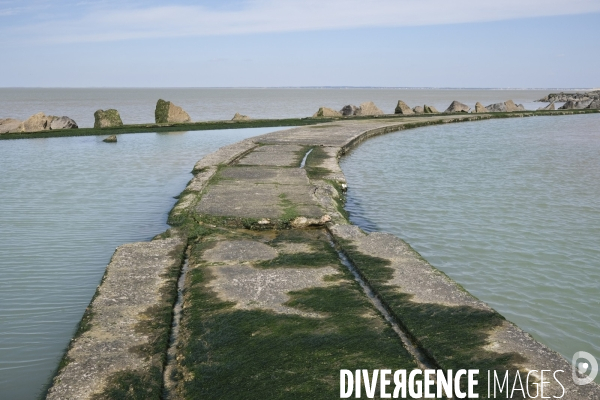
[46,236,186,400]
[168,229,417,399]
[48,113,600,400]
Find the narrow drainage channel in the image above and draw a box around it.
[326,232,437,371]
[162,246,191,399]
[299,148,313,168]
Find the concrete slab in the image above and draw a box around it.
[237,144,304,167]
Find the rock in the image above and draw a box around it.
[537,102,555,111]
[394,100,414,115]
[424,104,439,113]
[232,112,252,121]
[0,118,24,134]
[505,100,522,112]
[559,100,592,110]
[50,116,78,130]
[340,105,359,116]
[474,102,488,113]
[536,90,600,103]
[587,100,600,109]
[155,99,191,124]
[444,101,470,113]
[94,109,123,129]
[485,102,507,112]
[312,107,342,118]
[23,112,54,132]
[413,106,424,114]
[355,101,384,116]
[103,135,117,143]
[290,215,331,229]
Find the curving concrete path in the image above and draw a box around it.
[47,114,600,399]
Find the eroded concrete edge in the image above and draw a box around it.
[46,236,186,400]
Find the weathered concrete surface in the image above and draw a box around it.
[52,112,600,399]
[236,144,304,167]
[47,236,185,400]
[328,224,600,399]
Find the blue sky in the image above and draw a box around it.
[1,0,599,88]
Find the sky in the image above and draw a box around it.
[1,0,599,88]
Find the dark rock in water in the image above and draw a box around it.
[355,101,384,116]
[444,101,470,113]
[103,135,117,143]
[155,99,191,123]
[559,100,592,110]
[312,107,341,118]
[424,104,439,114]
[413,106,424,114]
[50,116,78,130]
[537,102,555,111]
[587,100,600,109]
[340,105,359,116]
[474,102,488,113]
[0,118,24,134]
[94,109,123,129]
[394,100,414,115]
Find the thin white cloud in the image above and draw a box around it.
[7,0,600,43]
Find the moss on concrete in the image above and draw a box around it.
[172,230,417,399]
[335,238,530,398]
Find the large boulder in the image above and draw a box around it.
[50,116,78,130]
[587,100,600,109]
[444,101,470,113]
[340,105,359,116]
[355,101,384,116]
[474,102,488,113]
[155,99,191,124]
[0,118,24,134]
[424,104,439,114]
[394,100,414,115]
[485,102,507,112]
[559,100,592,110]
[485,100,525,112]
[94,109,123,129]
[505,100,525,112]
[23,112,53,132]
[312,107,342,118]
[413,106,424,114]
[232,112,252,121]
[537,102,555,111]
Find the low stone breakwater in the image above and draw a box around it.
[44,111,600,399]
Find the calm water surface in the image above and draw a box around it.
[0,88,555,127]
[0,127,285,399]
[341,114,600,379]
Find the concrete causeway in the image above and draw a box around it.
[47,113,600,399]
